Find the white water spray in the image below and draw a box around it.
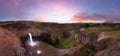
[28,33,37,47]
[37,50,42,54]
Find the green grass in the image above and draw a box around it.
[83,27,120,35]
[104,30,120,34]
[56,30,75,48]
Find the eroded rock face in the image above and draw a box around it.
[95,38,120,56]
[86,32,98,46]
[1,21,120,56]
[0,22,71,47]
[0,28,25,56]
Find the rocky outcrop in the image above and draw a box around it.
[0,28,25,56]
[0,21,70,42]
[0,21,120,56]
[95,38,120,56]
[0,27,69,56]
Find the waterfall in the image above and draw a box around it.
[28,33,37,47]
[27,33,42,55]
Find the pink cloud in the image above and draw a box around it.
[68,13,106,23]
[0,0,79,22]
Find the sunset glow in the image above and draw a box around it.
[0,0,120,23]
[35,7,76,23]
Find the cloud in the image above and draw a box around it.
[92,14,120,22]
[0,0,24,19]
[1,0,119,23]
[68,13,120,23]
[0,0,79,22]
[68,13,109,23]
[26,0,78,23]
[33,12,120,23]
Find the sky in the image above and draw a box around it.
[0,0,120,23]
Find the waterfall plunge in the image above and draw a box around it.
[28,33,38,47]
